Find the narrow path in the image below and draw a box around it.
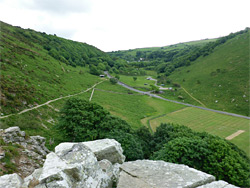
[181,86,207,107]
[0,80,106,119]
[89,88,95,101]
[104,72,250,120]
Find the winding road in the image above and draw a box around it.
[104,72,250,120]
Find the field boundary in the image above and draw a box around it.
[147,107,187,131]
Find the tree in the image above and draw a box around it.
[150,84,160,93]
[97,63,106,71]
[115,75,120,80]
[89,65,100,75]
[110,78,118,85]
[55,98,109,141]
[135,126,153,159]
[150,123,250,187]
[133,76,137,81]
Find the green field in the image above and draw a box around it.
[150,107,250,157]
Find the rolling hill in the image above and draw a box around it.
[0,21,112,115]
[167,29,249,116]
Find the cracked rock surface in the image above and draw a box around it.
[117,160,216,188]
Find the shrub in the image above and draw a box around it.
[150,123,250,187]
[110,78,118,85]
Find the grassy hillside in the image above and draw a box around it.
[167,30,249,116]
[0,21,113,115]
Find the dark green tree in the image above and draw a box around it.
[110,78,118,84]
[151,123,250,187]
[135,126,153,158]
[150,84,160,93]
[55,98,109,141]
[115,75,120,80]
[89,65,100,75]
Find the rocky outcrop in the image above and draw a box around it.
[0,127,239,188]
[82,139,125,164]
[0,127,50,177]
[117,160,215,188]
[14,139,124,188]
[197,180,239,188]
[54,139,125,164]
[0,173,23,188]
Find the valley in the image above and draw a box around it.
[0,21,249,186]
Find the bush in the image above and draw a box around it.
[110,78,118,85]
[55,98,109,141]
[150,123,250,187]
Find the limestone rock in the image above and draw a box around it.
[117,160,215,188]
[4,126,21,133]
[0,137,240,188]
[0,126,50,177]
[21,168,42,188]
[82,139,125,164]
[55,139,125,164]
[54,142,76,156]
[99,159,121,184]
[39,143,112,188]
[0,173,23,188]
[197,180,239,188]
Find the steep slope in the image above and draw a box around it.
[0,21,112,115]
[167,30,249,116]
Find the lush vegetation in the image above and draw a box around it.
[55,98,249,187]
[150,124,250,187]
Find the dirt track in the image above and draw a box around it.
[0,80,105,119]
